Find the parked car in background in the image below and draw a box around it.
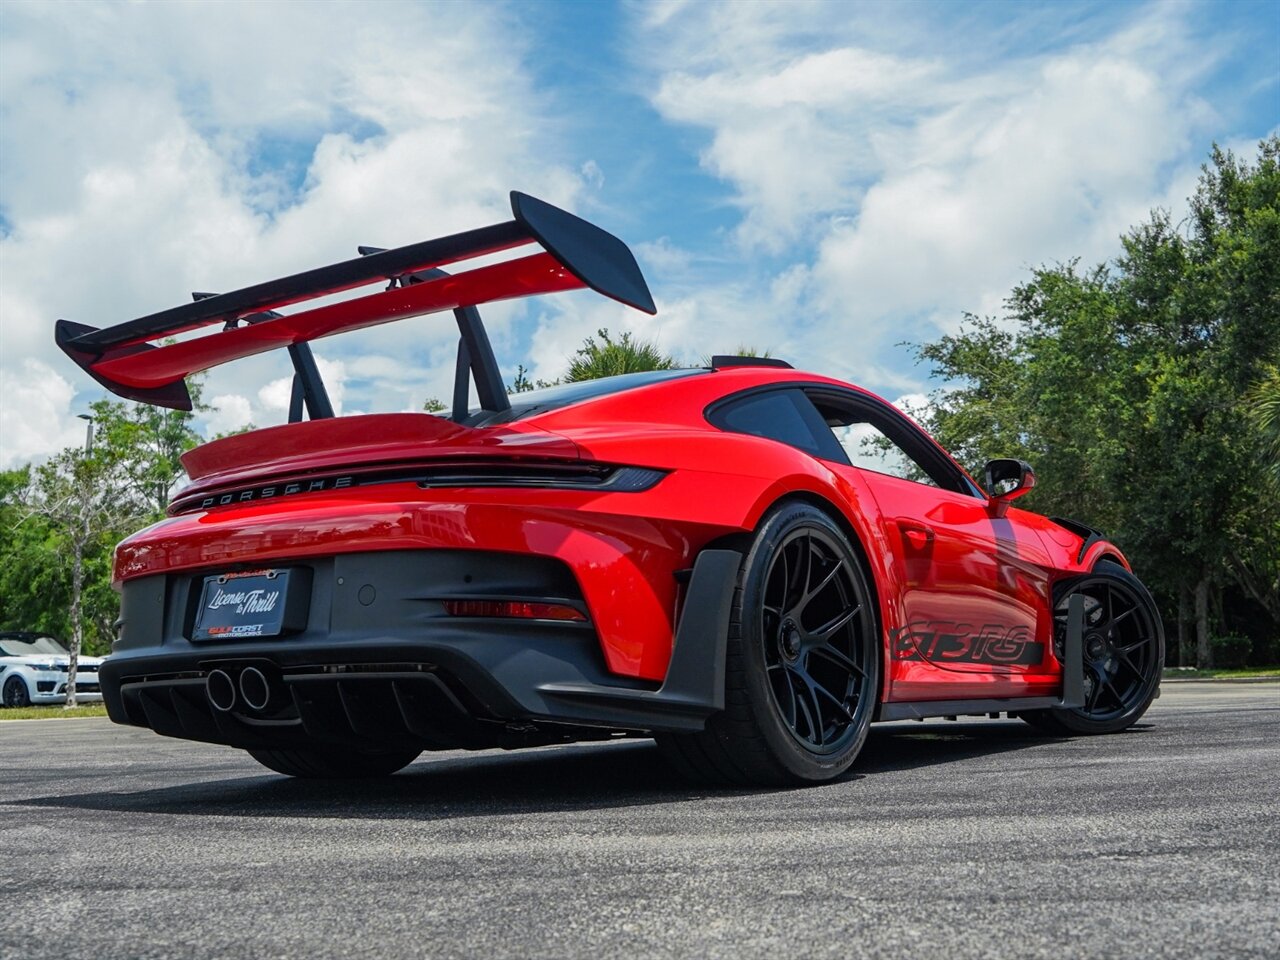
[0,632,105,707]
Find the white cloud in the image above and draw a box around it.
[581,160,606,190]
[254,356,348,424]
[0,360,89,468]
[654,45,941,248]
[0,0,584,467]
[633,0,1238,392]
[203,394,254,439]
[0,0,1270,472]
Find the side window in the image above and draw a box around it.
[828,419,939,487]
[810,394,978,496]
[713,389,849,463]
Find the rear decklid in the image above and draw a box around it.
[172,413,582,514]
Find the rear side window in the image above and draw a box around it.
[710,389,849,463]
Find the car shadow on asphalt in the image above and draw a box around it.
[859,719,1152,773]
[6,719,1150,821]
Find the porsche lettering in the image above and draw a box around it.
[197,475,353,510]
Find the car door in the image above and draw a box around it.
[804,388,1056,700]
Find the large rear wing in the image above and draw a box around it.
[55,191,656,417]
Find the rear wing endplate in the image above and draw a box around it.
[55,192,656,412]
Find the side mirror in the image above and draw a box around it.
[984,458,1036,517]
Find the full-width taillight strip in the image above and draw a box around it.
[169,463,667,515]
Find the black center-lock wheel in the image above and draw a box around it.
[658,502,879,786]
[1022,560,1164,735]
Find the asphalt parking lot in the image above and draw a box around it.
[2,682,1277,960]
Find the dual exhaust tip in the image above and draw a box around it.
[206,666,276,713]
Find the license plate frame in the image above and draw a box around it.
[192,567,311,641]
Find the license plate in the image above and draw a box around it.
[193,568,311,641]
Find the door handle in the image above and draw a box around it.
[898,520,935,550]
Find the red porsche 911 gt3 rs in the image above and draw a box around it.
[58,193,1164,785]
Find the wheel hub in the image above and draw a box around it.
[780,619,803,660]
[1086,633,1108,660]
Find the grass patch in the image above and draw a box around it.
[0,703,109,720]
[1162,666,1280,680]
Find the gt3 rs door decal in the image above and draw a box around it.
[890,622,1044,666]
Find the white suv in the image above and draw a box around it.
[0,633,105,707]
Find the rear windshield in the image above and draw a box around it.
[0,636,68,656]
[467,369,706,426]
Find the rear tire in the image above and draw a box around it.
[1021,560,1163,735]
[247,746,421,779]
[658,502,879,786]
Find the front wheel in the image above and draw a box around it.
[247,746,422,779]
[659,502,879,786]
[3,676,32,708]
[1022,560,1164,735]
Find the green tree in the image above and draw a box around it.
[911,138,1280,666]
[565,329,675,382]
[88,384,206,520]
[1246,366,1280,481]
[0,391,210,671]
[506,365,560,394]
[25,446,145,703]
[0,467,72,640]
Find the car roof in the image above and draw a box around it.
[468,364,881,427]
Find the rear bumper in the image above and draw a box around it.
[32,689,104,704]
[115,494,743,681]
[101,549,739,750]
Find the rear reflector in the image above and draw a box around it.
[442,600,587,622]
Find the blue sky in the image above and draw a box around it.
[1,0,1276,466]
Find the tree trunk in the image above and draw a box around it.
[1227,547,1280,627]
[1195,575,1212,669]
[67,536,82,709]
[1178,581,1191,667]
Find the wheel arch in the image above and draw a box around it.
[3,669,35,698]
[1083,542,1131,573]
[743,490,888,707]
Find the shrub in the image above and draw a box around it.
[1210,635,1252,669]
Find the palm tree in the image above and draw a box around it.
[565,329,676,382]
[699,345,774,366]
[1248,366,1280,481]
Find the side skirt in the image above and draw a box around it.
[877,593,1086,722]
